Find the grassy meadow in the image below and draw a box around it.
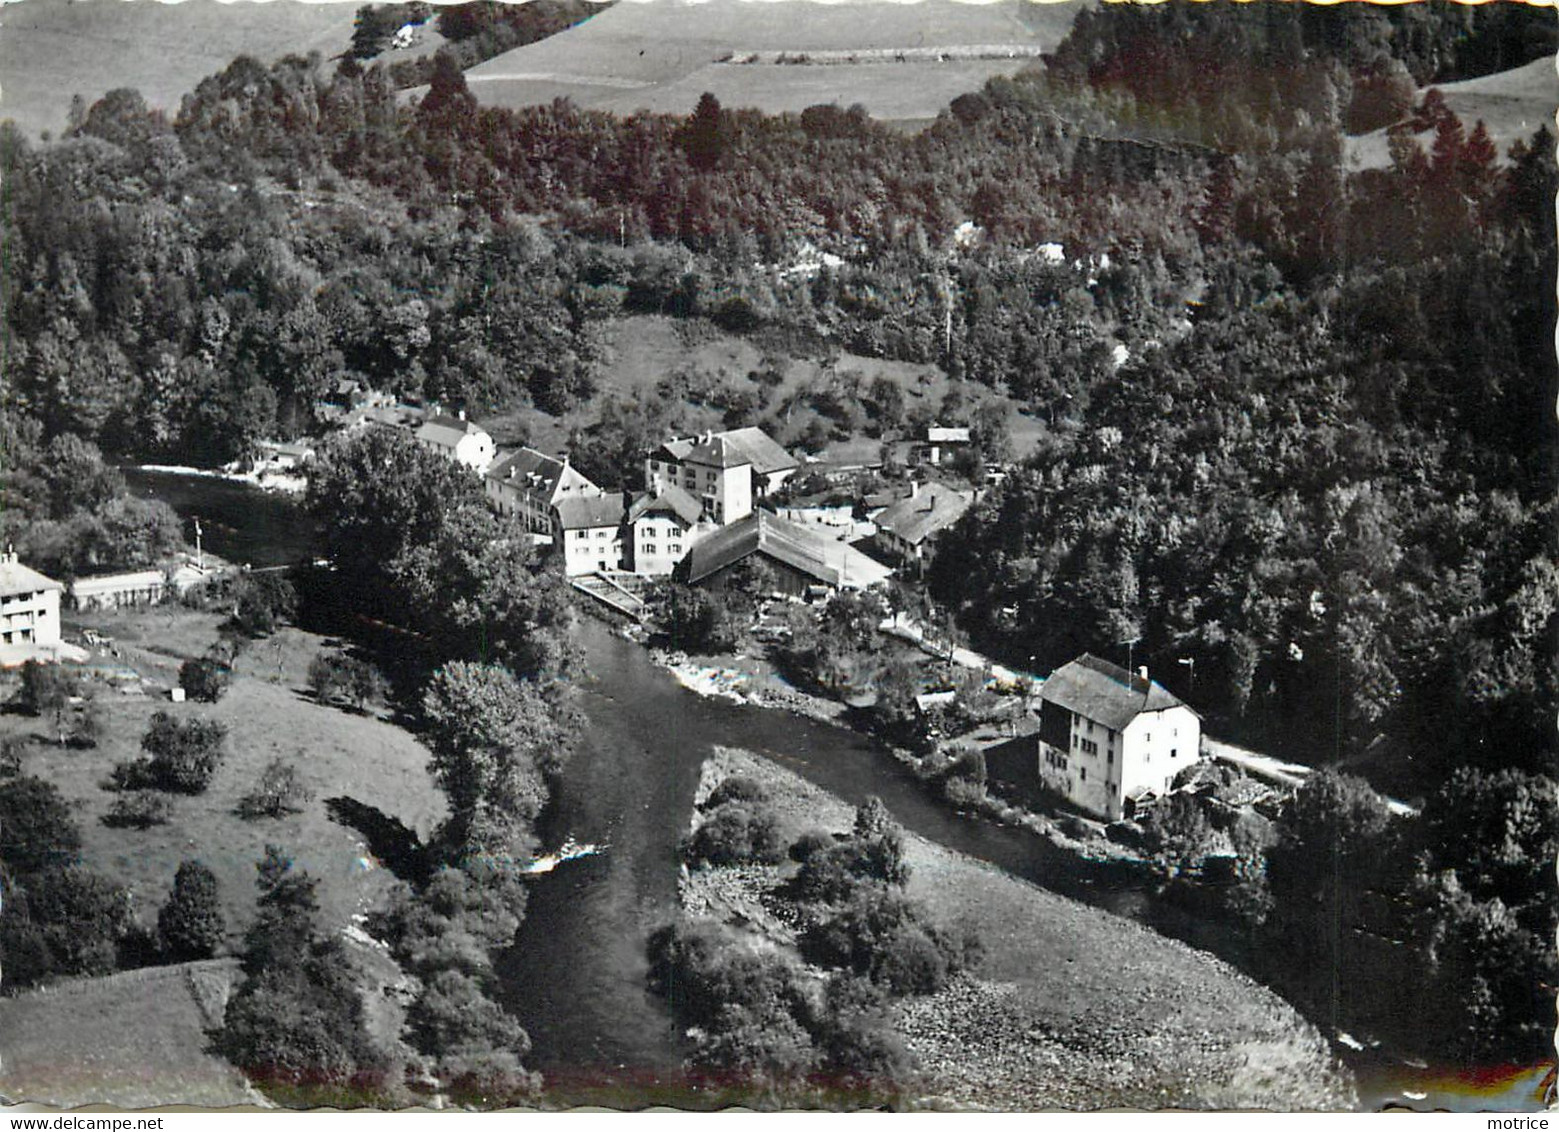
[461,0,1083,117]
[1346,55,1558,171]
[0,958,260,1108]
[4,607,446,950]
[0,0,361,141]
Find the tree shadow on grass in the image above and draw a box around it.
[324,795,432,886]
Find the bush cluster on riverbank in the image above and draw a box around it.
[664,747,1356,1111]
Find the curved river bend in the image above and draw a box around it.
[129,471,1547,1113]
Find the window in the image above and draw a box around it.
[1107,751,1114,766]
[1145,732,1152,743]
[669,543,681,553]
[1080,768,1087,782]
[1170,748,1177,759]
[1079,739,1099,756]
[1087,720,1094,734]
[645,545,656,555]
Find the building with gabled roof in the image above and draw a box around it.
[0,551,67,666]
[1036,654,1202,820]
[415,414,495,472]
[555,493,626,577]
[645,426,798,526]
[678,509,891,595]
[912,424,972,467]
[625,484,706,577]
[873,481,973,563]
[486,447,605,538]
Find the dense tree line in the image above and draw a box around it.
[1245,768,1557,1064]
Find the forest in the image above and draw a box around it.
[0,0,1553,1078]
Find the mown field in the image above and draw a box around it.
[591,56,1039,120]
[3,607,446,949]
[0,0,360,141]
[0,958,260,1108]
[1346,55,1558,171]
[461,0,1083,118]
[683,746,1357,1111]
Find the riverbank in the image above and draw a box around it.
[648,639,1155,875]
[683,747,1357,1110]
[653,647,850,726]
[135,463,307,496]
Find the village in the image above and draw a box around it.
[0,375,1378,868]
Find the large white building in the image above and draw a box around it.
[485,448,606,538]
[644,427,797,527]
[1036,654,1202,821]
[0,552,63,666]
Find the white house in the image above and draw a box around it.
[1036,654,1202,821]
[555,494,626,577]
[644,427,797,527]
[625,485,706,577]
[485,448,605,539]
[415,414,495,473]
[0,552,67,666]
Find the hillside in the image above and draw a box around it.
[0,0,360,141]
[0,958,260,1108]
[1347,55,1557,171]
[4,609,447,948]
[459,0,1084,121]
[682,748,1357,1110]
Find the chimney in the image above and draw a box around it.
[910,480,920,499]
[458,409,466,421]
[1137,665,1149,687]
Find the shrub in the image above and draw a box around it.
[102,791,172,829]
[788,829,836,864]
[941,775,986,809]
[180,657,232,703]
[138,711,227,794]
[238,759,313,820]
[67,697,105,749]
[646,919,820,1082]
[685,801,785,867]
[3,865,133,981]
[0,775,82,874]
[158,859,225,960]
[703,774,770,811]
[0,737,26,778]
[233,573,297,637]
[800,887,978,997]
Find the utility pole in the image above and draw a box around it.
[194,518,204,570]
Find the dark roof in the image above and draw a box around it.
[555,494,625,531]
[1039,653,1196,731]
[487,447,600,505]
[874,483,972,546]
[627,484,702,527]
[682,510,891,590]
[658,427,797,477]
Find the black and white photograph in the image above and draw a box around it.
[0,0,1553,1114]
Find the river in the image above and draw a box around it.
[129,470,1550,1113]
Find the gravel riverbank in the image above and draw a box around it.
[684,747,1357,1111]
